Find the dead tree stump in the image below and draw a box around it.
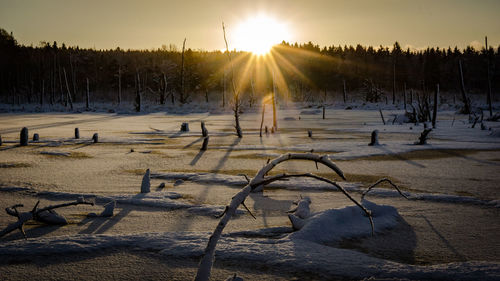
[368,130,379,146]
[201,121,208,137]
[141,169,151,193]
[92,133,98,143]
[75,128,80,139]
[201,136,209,151]
[33,133,39,141]
[416,129,432,145]
[181,123,189,132]
[20,127,28,146]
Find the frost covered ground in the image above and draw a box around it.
[0,102,499,280]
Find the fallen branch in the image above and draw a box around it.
[1,197,94,239]
[195,153,371,281]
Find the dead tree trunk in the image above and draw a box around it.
[392,63,396,104]
[379,108,386,125]
[403,83,407,110]
[485,36,493,117]
[343,79,347,103]
[180,38,186,104]
[259,104,265,137]
[201,121,208,137]
[86,78,90,110]
[272,70,278,131]
[432,84,439,129]
[135,72,141,112]
[201,136,209,151]
[458,59,471,114]
[162,73,168,105]
[118,65,122,105]
[63,68,73,110]
[222,22,242,138]
[222,70,226,108]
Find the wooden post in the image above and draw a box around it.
[485,36,492,117]
[432,84,439,129]
[63,68,73,110]
[322,105,325,119]
[86,78,90,110]
[458,59,471,114]
[75,128,80,139]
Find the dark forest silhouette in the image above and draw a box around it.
[0,28,498,108]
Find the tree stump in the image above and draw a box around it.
[181,123,189,132]
[92,133,98,143]
[201,136,209,151]
[141,169,151,193]
[416,129,432,145]
[20,127,28,146]
[75,128,80,139]
[368,130,379,146]
[33,133,39,141]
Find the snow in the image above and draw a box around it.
[288,199,400,244]
[1,105,499,280]
[0,230,498,280]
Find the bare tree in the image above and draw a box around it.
[222,22,242,138]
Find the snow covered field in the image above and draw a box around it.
[0,103,499,280]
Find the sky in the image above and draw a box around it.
[1,0,499,51]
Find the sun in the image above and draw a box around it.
[233,15,291,55]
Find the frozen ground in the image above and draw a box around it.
[0,103,499,280]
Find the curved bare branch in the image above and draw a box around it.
[361,178,409,200]
[195,153,359,281]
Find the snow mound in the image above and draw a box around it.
[288,200,400,244]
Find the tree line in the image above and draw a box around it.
[0,28,498,108]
